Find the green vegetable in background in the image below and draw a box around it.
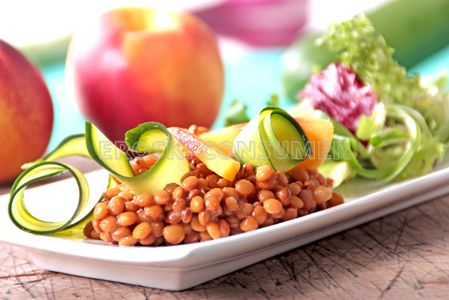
[282,0,449,100]
[320,15,449,144]
[312,15,448,186]
[224,94,280,127]
[224,100,250,127]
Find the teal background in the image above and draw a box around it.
[42,45,449,151]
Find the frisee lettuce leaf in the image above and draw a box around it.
[319,14,449,143]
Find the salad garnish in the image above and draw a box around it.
[296,15,447,185]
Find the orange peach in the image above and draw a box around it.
[291,117,334,170]
[0,40,53,182]
[67,7,224,142]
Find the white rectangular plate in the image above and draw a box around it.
[1,164,449,291]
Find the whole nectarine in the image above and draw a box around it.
[67,7,224,141]
[0,40,53,183]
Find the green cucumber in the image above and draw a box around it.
[9,121,190,236]
[9,134,115,236]
[282,0,449,100]
[85,122,134,177]
[85,122,190,194]
[9,161,93,235]
[233,107,311,172]
[21,134,89,169]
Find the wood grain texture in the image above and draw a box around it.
[1,194,449,299]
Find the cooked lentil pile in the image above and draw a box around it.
[85,153,344,246]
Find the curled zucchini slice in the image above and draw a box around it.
[9,161,95,236]
[86,122,189,194]
[233,107,312,172]
[331,104,420,181]
[9,134,114,236]
[21,134,89,169]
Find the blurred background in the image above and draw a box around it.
[1,0,448,152]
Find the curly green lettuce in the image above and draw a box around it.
[319,14,449,143]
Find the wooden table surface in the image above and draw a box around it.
[1,159,449,299]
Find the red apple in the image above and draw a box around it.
[0,40,53,183]
[67,7,224,142]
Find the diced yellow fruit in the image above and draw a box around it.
[168,127,241,181]
[200,123,246,155]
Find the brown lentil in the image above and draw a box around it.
[139,235,156,246]
[154,191,170,205]
[300,189,316,212]
[103,186,120,200]
[288,182,301,196]
[271,208,285,219]
[181,208,193,224]
[223,187,239,199]
[187,188,200,200]
[240,216,258,232]
[219,219,230,237]
[282,208,298,221]
[99,232,113,243]
[190,195,205,213]
[150,222,164,237]
[163,224,185,244]
[184,231,201,243]
[92,219,101,232]
[328,192,344,207]
[172,187,184,200]
[93,202,108,220]
[226,215,240,229]
[314,186,333,204]
[132,222,151,240]
[117,212,138,227]
[125,201,139,212]
[205,174,220,188]
[198,211,211,226]
[278,173,289,186]
[262,216,274,227]
[206,222,221,239]
[172,198,187,212]
[144,205,164,221]
[275,187,291,206]
[225,196,239,212]
[256,165,275,182]
[217,178,232,188]
[263,199,283,215]
[252,206,267,225]
[108,196,125,215]
[119,236,138,246]
[236,202,254,219]
[134,193,153,207]
[118,191,134,201]
[289,167,309,182]
[164,183,179,194]
[191,215,206,232]
[290,196,304,209]
[200,231,212,241]
[235,179,255,196]
[181,176,198,191]
[258,190,274,203]
[99,216,117,232]
[256,177,277,190]
[166,211,182,224]
[112,227,132,242]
